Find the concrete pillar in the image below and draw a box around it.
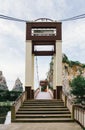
[53,54,56,98]
[25,40,33,99]
[53,40,62,99]
[31,54,34,99]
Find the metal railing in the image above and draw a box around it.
[11,91,27,121]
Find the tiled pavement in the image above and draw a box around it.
[0,122,82,130]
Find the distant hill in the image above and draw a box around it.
[0,71,23,92]
[12,78,23,92]
[0,71,8,90]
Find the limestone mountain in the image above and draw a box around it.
[47,54,85,94]
[12,78,23,92]
[0,71,8,90]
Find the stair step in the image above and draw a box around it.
[16,114,71,118]
[24,100,64,103]
[23,104,64,106]
[19,108,68,111]
[24,102,64,103]
[13,99,72,123]
[17,111,70,114]
[20,105,66,109]
[25,99,63,102]
[13,118,74,123]
[24,101,64,103]
[24,102,63,104]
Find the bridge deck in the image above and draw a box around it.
[35,92,52,99]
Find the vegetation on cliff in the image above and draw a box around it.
[47,54,85,100]
[63,54,85,68]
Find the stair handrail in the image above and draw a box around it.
[62,90,74,117]
[73,104,85,128]
[34,88,40,99]
[62,90,72,103]
[48,89,53,99]
[11,91,27,122]
[62,89,85,128]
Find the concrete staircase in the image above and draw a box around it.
[13,100,74,122]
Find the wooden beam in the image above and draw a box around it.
[33,51,55,56]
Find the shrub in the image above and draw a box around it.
[62,54,69,64]
[69,61,81,67]
[0,90,22,101]
[82,64,85,68]
[70,75,85,104]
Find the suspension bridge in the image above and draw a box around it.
[0,17,83,129]
[9,19,84,129]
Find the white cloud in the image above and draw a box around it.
[0,55,25,90]
[62,20,85,63]
[0,19,25,90]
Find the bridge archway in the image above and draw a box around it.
[25,18,62,99]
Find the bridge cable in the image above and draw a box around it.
[59,13,85,22]
[0,14,28,22]
[0,13,85,22]
[35,56,40,88]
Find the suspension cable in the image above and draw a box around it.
[35,56,40,88]
[0,13,85,23]
[59,13,85,22]
[0,14,28,22]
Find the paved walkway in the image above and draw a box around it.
[0,123,82,130]
[36,92,52,99]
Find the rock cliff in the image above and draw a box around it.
[12,78,23,92]
[47,54,85,94]
[0,71,8,90]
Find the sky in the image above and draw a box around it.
[0,0,85,90]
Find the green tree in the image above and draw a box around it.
[70,75,85,104]
[0,90,22,101]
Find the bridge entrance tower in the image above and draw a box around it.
[25,18,62,99]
